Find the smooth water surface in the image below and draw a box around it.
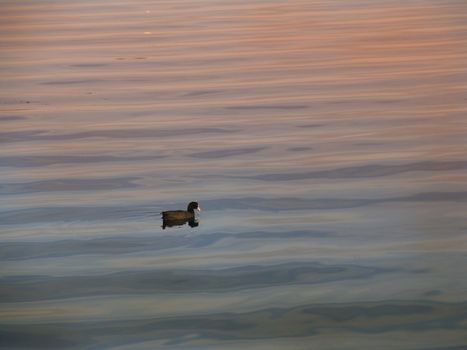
[1,0,467,349]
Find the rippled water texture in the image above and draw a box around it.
[1,0,467,349]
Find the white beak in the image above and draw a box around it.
[197,207,201,212]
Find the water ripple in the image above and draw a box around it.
[190,147,266,159]
[0,127,236,144]
[1,301,465,348]
[0,230,330,261]
[1,191,467,225]
[0,262,384,302]
[0,154,166,167]
[0,177,141,195]
[243,161,467,181]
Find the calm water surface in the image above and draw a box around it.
[1,0,467,349]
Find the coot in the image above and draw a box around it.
[162,201,201,229]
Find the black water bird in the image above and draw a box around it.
[162,201,201,229]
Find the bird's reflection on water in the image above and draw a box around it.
[162,218,199,230]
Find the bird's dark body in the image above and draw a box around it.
[162,210,194,220]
